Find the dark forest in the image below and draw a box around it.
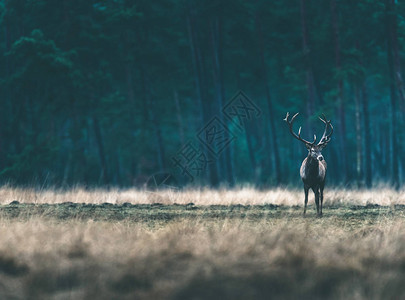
[0,0,404,188]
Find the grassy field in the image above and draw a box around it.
[0,187,404,299]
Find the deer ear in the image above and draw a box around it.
[305,144,311,150]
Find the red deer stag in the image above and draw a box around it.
[284,112,333,216]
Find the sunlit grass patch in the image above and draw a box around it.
[1,185,405,206]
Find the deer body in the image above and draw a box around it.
[301,152,327,215]
[284,112,333,216]
[300,156,326,185]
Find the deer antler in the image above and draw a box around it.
[284,112,317,146]
[317,114,333,148]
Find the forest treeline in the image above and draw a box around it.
[0,0,404,188]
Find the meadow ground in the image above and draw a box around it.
[0,186,404,299]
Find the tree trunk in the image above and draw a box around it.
[125,63,136,109]
[187,4,219,186]
[186,11,204,127]
[256,13,281,184]
[386,0,399,189]
[174,90,185,146]
[330,0,348,183]
[141,68,166,173]
[210,16,226,184]
[300,0,317,134]
[245,122,257,182]
[361,84,372,188]
[355,87,363,187]
[389,0,405,109]
[92,116,109,184]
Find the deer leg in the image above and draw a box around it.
[304,187,309,215]
[314,188,320,216]
[320,185,324,216]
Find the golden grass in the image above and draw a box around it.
[0,185,404,206]
[0,186,403,299]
